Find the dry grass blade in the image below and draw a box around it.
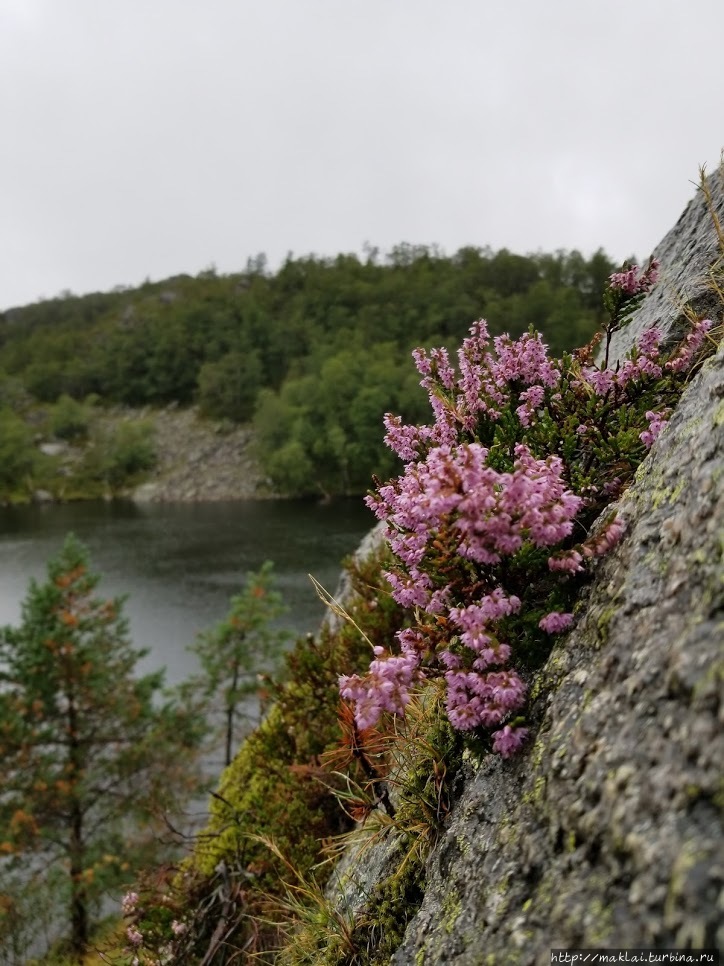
[308,574,375,650]
[247,833,362,965]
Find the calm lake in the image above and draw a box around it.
[0,499,375,685]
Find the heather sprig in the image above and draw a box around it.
[341,265,714,758]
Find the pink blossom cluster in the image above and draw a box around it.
[580,325,663,395]
[665,319,712,373]
[122,891,139,916]
[608,259,660,296]
[493,724,530,757]
[548,549,584,574]
[339,646,421,730]
[445,667,527,731]
[396,322,561,444]
[367,443,582,589]
[539,612,574,633]
[356,433,585,746]
[343,303,709,758]
[457,329,560,430]
[639,409,670,448]
[580,515,627,558]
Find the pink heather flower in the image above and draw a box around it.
[581,366,615,396]
[439,649,463,670]
[492,724,529,758]
[339,650,421,730]
[666,319,712,373]
[451,590,521,628]
[126,925,143,948]
[122,892,139,916]
[444,667,527,731]
[382,413,432,461]
[445,670,502,730]
[609,259,659,296]
[617,356,662,386]
[348,321,614,740]
[383,569,432,609]
[548,550,584,574]
[639,409,669,448]
[539,611,575,633]
[452,444,581,563]
[582,515,627,558]
[515,384,546,427]
[637,325,663,357]
[412,346,432,376]
[171,920,187,937]
[486,669,528,709]
[429,346,456,390]
[603,477,622,496]
[396,627,427,655]
[490,333,560,388]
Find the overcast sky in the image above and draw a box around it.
[1,0,722,310]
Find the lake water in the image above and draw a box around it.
[0,499,375,685]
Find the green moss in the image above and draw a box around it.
[594,603,617,646]
[522,773,547,808]
[650,477,687,510]
[529,646,570,701]
[351,846,427,966]
[584,895,614,945]
[693,655,724,702]
[166,546,411,958]
[529,736,546,771]
[642,549,668,575]
[665,844,710,919]
[442,888,462,934]
[455,834,472,857]
[712,777,724,813]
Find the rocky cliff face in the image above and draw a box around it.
[130,405,269,502]
[328,168,724,964]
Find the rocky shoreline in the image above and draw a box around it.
[131,405,275,503]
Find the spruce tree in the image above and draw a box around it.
[191,561,288,766]
[0,534,204,958]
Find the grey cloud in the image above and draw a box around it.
[1,0,722,308]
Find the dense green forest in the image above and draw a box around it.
[0,245,618,498]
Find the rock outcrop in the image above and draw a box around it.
[329,167,724,963]
[130,405,270,502]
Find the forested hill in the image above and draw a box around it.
[0,245,617,497]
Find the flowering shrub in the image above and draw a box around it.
[119,887,191,964]
[340,259,714,755]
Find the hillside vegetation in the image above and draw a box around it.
[0,246,617,500]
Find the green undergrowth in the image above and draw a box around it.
[118,544,411,961]
[0,399,156,504]
[275,682,469,966]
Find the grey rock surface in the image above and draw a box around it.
[332,167,724,964]
[322,521,387,635]
[607,163,723,364]
[129,405,270,502]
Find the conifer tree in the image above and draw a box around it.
[191,561,288,766]
[0,534,205,958]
